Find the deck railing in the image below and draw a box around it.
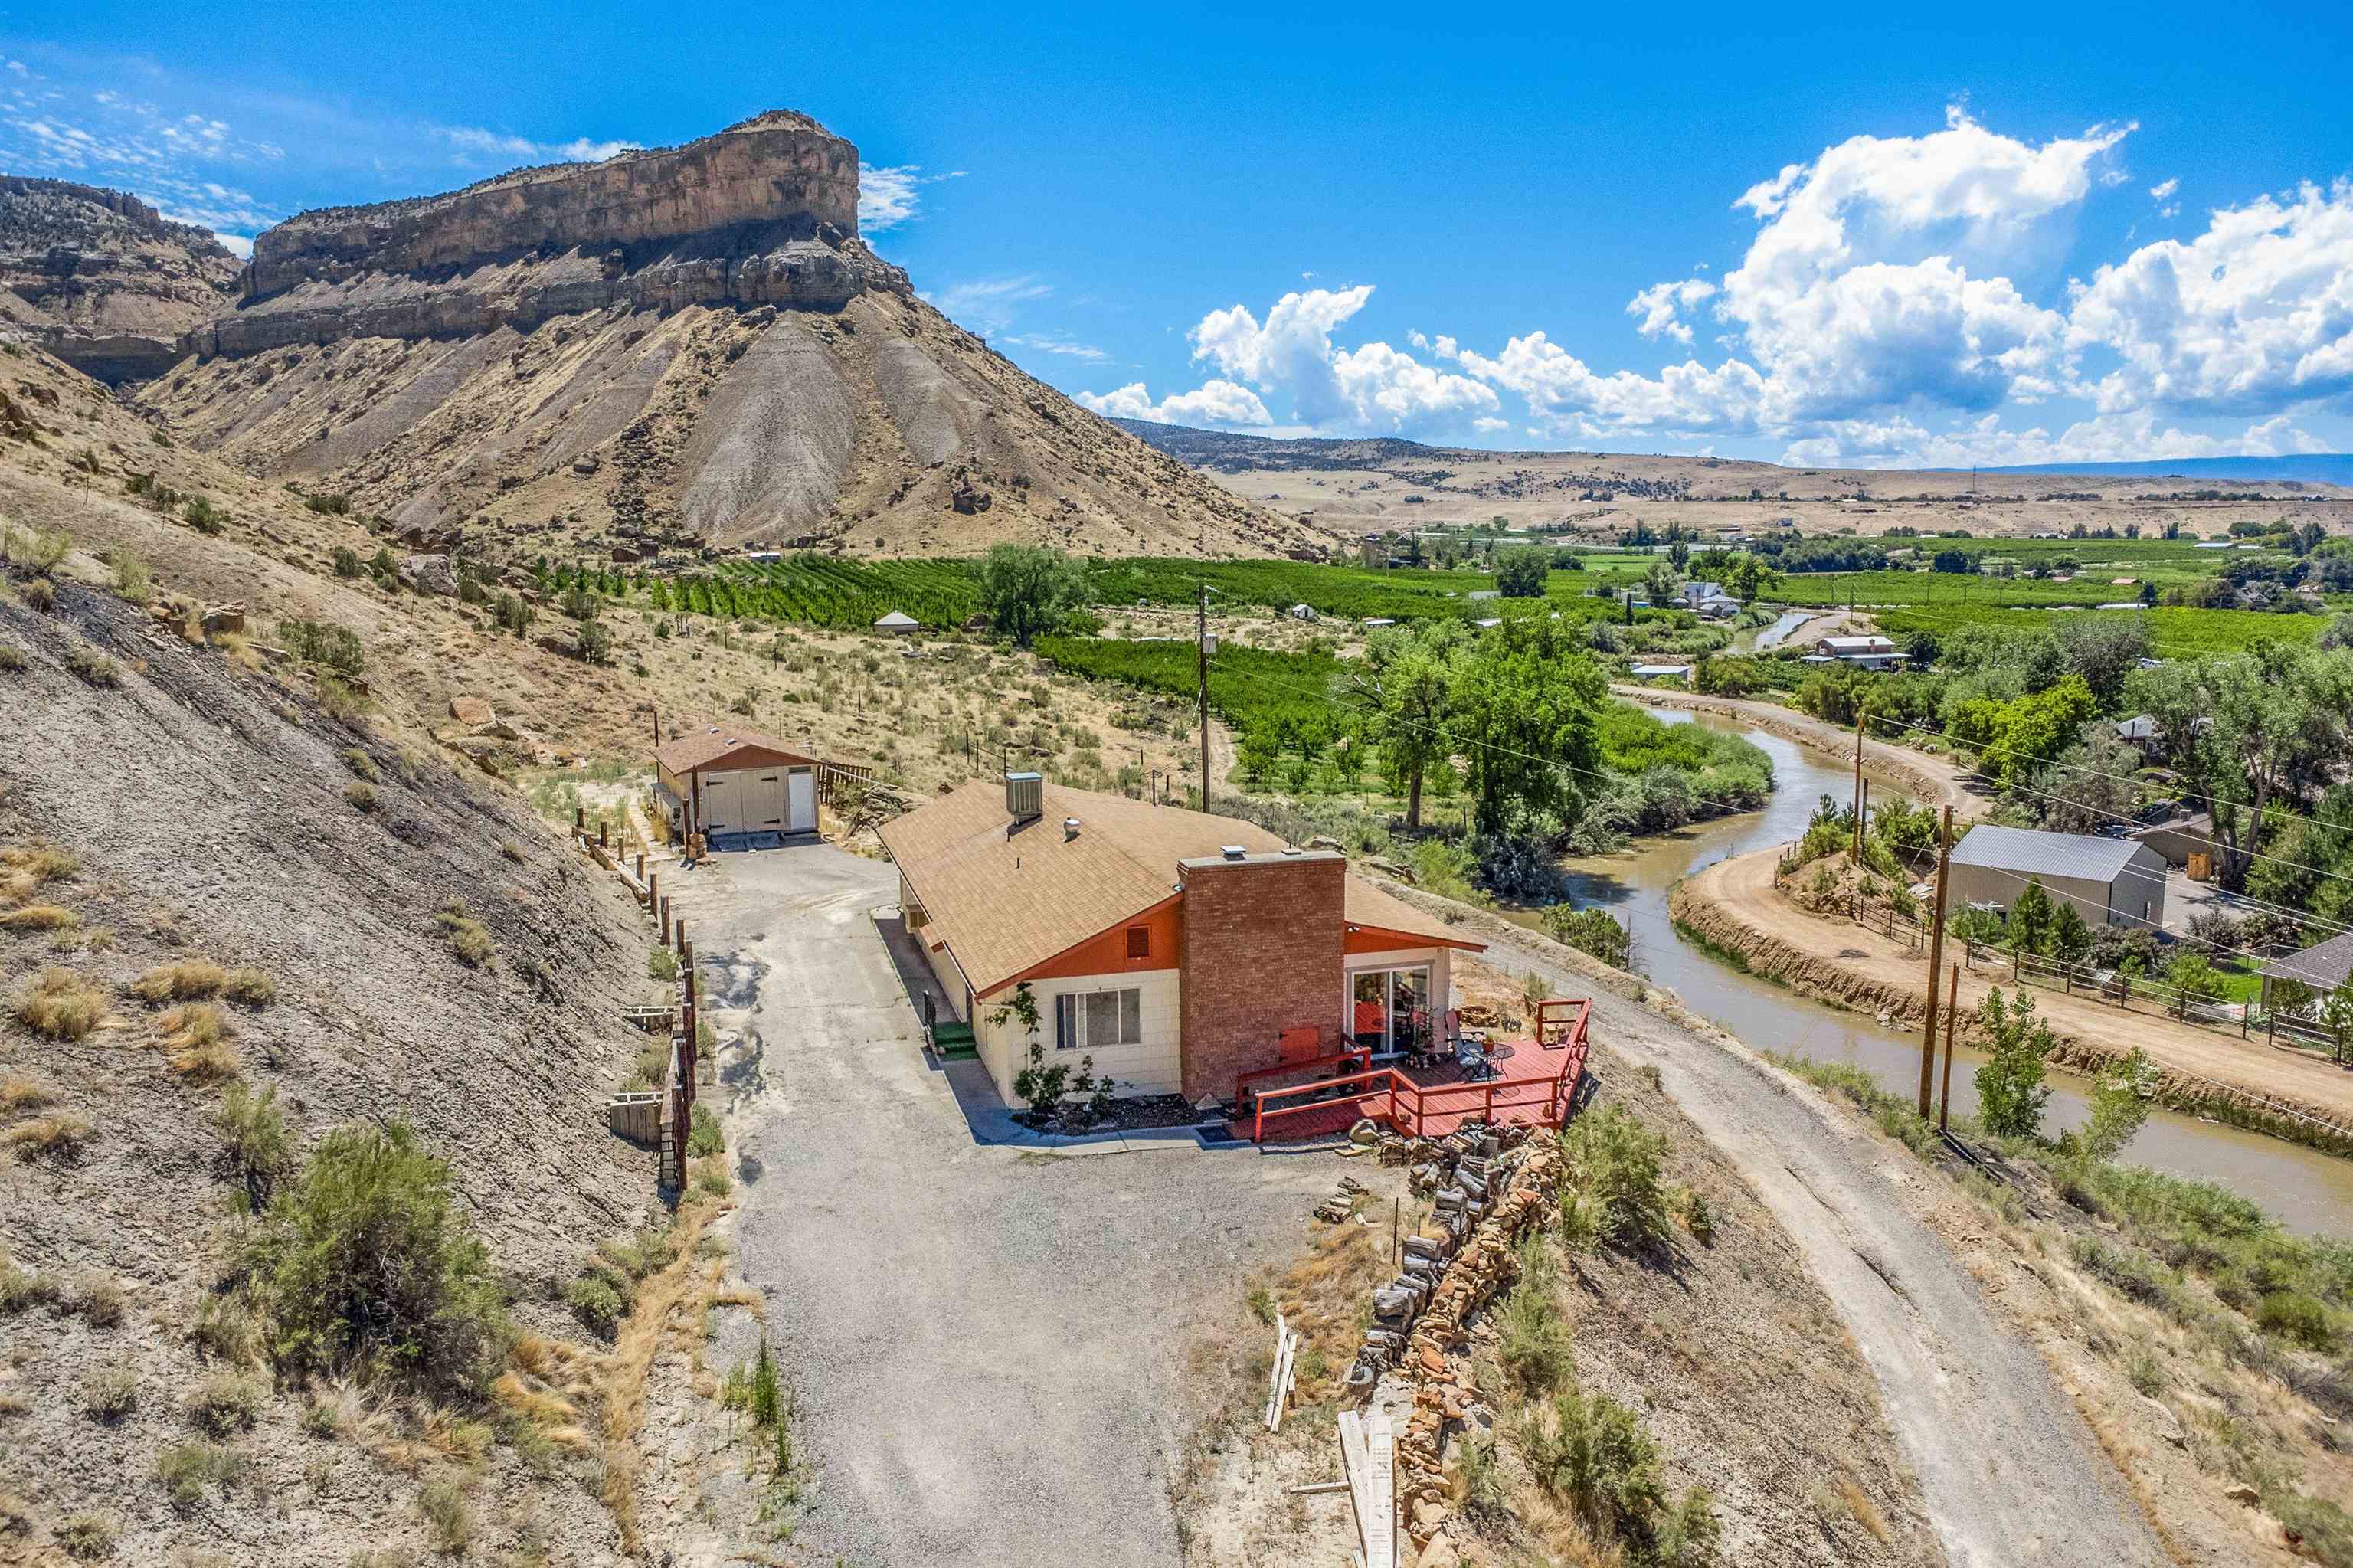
[1248,998,1591,1143]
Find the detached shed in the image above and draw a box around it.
[873,610,921,634]
[655,726,822,840]
[1947,824,2167,932]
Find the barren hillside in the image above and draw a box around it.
[0,575,669,1562]
[99,114,1307,562]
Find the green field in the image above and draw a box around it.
[563,552,1669,633]
[1873,604,2329,656]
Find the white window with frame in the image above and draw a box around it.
[1055,987,1142,1051]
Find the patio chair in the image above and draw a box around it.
[1455,1032,1495,1082]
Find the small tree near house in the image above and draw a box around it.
[991,980,1116,1128]
[1974,987,2054,1140]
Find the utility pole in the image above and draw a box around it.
[1918,804,1955,1118]
[1939,961,1960,1131]
[1851,712,1866,861]
[1197,581,1212,814]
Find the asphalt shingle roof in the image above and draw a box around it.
[2259,931,2353,992]
[1949,824,2155,884]
[879,778,1478,997]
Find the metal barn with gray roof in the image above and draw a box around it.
[1946,824,2168,932]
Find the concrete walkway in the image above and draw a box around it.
[668,841,1337,1568]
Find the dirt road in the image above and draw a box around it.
[1613,685,1991,820]
[1375,882,2168,1568]
[1677,846,2353,1132]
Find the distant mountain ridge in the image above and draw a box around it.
[1978,453,2353,486]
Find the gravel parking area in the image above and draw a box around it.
[669,842,1337,1567]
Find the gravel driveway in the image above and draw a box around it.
[670,843,1334,1567]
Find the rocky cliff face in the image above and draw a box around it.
[134,112,1313,558]
[0,177,239,381]
[194,111,898,359]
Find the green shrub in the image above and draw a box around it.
[333,547,362,578]
[1498,1285,1573,1395]
[1542,905,1631,968]
[649,947,679,983]
[1556,1105,1672,1251]
[2255,1291,2335,1350]
[344,781,378,813]
[80,1359,138,1420]
[277,617,365,677]
[342,748,380,783]
[214,1082,291,1213]
[183,495,227,535]
[240,1121,509,1391]
[56,1514,116,1560]
[185,1368,264,1434]
[419,1478,471,1553]
[686,1104,722,1158]
[565,1273,624,1336]
[155,1442,244,1510]
[434,901,493,967]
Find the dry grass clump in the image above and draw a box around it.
[222,966,277,1006]
[0,1072,52,1111]
[73,1275,126,1327]
[185,1368,265,1435]
[158,1002,238,1081]
[133,957,228,1002]
[0,903,79,931]
[434,900,494,967]
[0,843,79,894]
[63,644,119,688]
[13,967,104,1039]
[55,1514,116,1560]
[7,1110,93,1164]
[79,1358,138,1420]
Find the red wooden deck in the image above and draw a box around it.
[1236,998,1592,1144]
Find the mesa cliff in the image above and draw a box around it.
[0,176,239,381]
[121,112,1311,558]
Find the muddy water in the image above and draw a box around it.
[1530,712,2353,1237]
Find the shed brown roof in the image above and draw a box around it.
[880,778,1477,997]
[654,725,820,775]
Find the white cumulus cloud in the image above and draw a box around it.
[1075,379,1273,427]
[440,125,637,166]
[2068,178,2353,418]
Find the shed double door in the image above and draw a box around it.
[699,766,816,835]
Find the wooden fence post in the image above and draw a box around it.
[681,944,698,1091]
[658,894,670,947]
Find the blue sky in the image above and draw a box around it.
[3,1,2349,466]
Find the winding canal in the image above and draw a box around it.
[1530,710,2353,1236]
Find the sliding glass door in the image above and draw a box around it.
[1348,965,1432,1055]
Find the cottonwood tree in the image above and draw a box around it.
[2027,725,2147,836]
[2128,643,2353,889]
[1445,617,1606,836]
[1974,988,2054,1139]
[1721,553,1781,604]
[978,543,1090,646]
[1350,621,1467,830]
[1495,548,1550,598]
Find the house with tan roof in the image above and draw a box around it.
[879,774,1485,1107]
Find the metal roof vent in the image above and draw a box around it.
[1005,771,1043,823]
[1220,844,1247,862]
[1063,817,1082,841]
